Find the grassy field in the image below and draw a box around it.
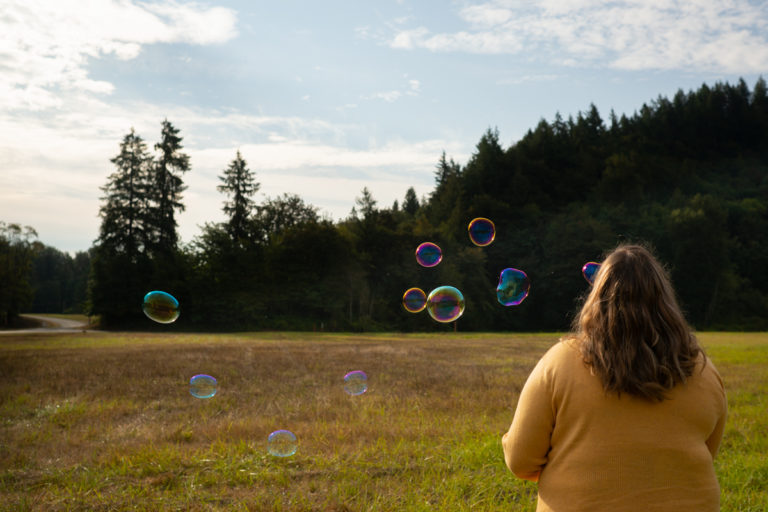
[0,331,766,511]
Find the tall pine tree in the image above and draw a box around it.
[218,150,259,242]
[97,129,152,258]
[150,120,190,254]
[91,129,154,326]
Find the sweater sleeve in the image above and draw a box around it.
[502,348,557,482]
[704,359,728,460]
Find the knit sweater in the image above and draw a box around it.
[502,339,727,511]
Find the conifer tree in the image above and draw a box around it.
[97,128,152,258]
[91,128,154,326]
[403,187,420,215]
[150,120,190,253]
[218,150,259,242]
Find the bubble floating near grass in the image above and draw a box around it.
[582,262,601,285]
[268,430,297,457]
[415,242,442,267]
[343,370,368,395]
[496,268,530,306]
[402,287,427,313]
[468,217,495,247]
[189,374,217,399]
[426,286,465,323]
[142,290,180,324]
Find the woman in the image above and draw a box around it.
[502,244,727,511]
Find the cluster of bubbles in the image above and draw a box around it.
[403,218,604,322]
[404,217,520,323]
[142,291,370,458]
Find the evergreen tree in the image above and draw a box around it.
[150,120,190,253]
[403,187,420,215]
[352,187,377,220]
[218,150,259,242]
[97,129,152,258]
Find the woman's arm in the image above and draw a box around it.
[502,353,556,481]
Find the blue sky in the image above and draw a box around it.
[1,0,767,253]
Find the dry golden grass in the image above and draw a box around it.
[0,331,765,510]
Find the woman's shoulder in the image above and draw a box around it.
[697,352,726,394]
[537,337,586,372]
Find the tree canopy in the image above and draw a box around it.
[22,77,768,332]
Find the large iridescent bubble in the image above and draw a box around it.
[343,370,368,396]
[582,262,601,285]
[142,290,180,324]
[496,268,530,306]
[415,242,442,267]
[426,286,465,323]
[268,429,298,457]
[468,217,495,247]
[402,287,427,313]
[189,374,217,399]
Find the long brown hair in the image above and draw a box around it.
[573,244,704,401]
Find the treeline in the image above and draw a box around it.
[12,77,768,331]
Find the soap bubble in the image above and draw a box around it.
[189,374,217,399]
[268,430,297,457]
[468,217,495,247]
[402,287,427,313]
[426,286,465,323]
[415,242,442,267]
[343,370,368,395]
[142,290,180,324]
[582,262,601,285]
[497,268,530,306]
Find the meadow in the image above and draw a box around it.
[0,330,766,511]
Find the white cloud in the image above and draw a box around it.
[0,0,238,111]
[365,76,422,102]
[387,0,768,73]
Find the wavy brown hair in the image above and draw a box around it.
[573,244,704,401]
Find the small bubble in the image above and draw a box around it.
[268,430,297,457]
[415,242,442,267]
[402,287,427,313]
[497,268,530,306]
[142,290,180,324]
[426,286,465,323]
[343,370,368,396]
[468,217,495,247]
[582,262,601,285]
[189,374,217,399]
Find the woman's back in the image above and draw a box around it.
[502,244,727,511]
[503,339,727,511]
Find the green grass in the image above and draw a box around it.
[0,331,765,510]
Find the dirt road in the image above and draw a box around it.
[0,314,89,334]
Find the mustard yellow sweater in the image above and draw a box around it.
[502,339,727,512]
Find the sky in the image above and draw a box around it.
[1,0,767,254]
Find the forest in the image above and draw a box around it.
[2,77,767,331]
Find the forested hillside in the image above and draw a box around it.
[13,78,768,331]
